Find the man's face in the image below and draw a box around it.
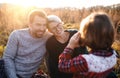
[48,22,64,36]
[29,15,47,38]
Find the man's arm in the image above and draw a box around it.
[3,30,18,78]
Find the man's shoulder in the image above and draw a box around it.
[9,28,29,38]
[16,28,28,32]
[12,28,28,34]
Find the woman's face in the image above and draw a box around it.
[48,22,64,36]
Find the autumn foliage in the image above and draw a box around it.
[0,3,120,77]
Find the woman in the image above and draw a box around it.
[46,15,88,78]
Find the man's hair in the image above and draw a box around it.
[80,12,115,50]
[27,9,47,23]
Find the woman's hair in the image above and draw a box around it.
[80,12,115,50]
[27,9,47,23]
[47,15,63,23]
[47,15,64,28]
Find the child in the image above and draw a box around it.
[58,12,117,78]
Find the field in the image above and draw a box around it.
[0,3,120,78]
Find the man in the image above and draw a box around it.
[3,9,51,78]
[46,15,88,78]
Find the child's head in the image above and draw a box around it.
[79,12,115,50]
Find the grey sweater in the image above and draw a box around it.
[3,28,51,78]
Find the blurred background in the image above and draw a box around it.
[0,0,120,77]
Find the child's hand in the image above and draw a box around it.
[67,32,80,49]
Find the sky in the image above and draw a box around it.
[0,0,120,8]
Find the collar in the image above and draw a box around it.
[90,48,113,57]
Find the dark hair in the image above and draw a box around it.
[28,9,47,23]
[80,12,115,50]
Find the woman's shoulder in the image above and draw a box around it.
[65,29,78,33]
